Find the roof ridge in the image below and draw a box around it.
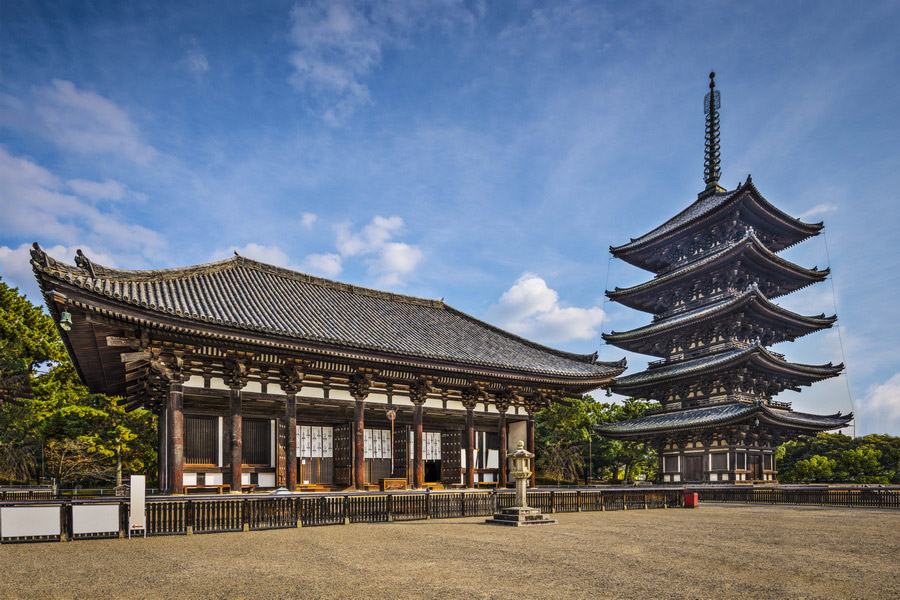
[32,245,445,309]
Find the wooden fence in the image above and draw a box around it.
[0,488,683,543]
[693,486,900,508]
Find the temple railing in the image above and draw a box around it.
[0,488,684,543]
[691,486,900,508]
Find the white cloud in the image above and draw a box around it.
[179,38,210,77]
[28,80,157,164]
[487,273,606,344]
[301,212,318,228]
[66,178,127,201]
[287,0,477,124]
[857,372,900,435]
[303,252,343,277]
[332,215,421,285]
[336,215,403,256]
[799,202,838,221]
[0,147,165,258]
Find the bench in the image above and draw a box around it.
[183,484,231,495]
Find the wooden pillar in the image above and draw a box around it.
[465,406,475,488]
[354,399,365,490]
[229,387,243,492]
[527,416,535,488]
[157,408,168,493]
[413,401,424,489]
[285,392,297,491]
[498,408,508,488]
[169,381,185,495]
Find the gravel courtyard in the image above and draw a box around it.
[1,504,897,600]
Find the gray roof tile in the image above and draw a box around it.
[32,248,625,380]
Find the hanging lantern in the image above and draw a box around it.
[59,310,73,331]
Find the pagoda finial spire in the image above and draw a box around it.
[702,71,723,195]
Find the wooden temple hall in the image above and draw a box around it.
[30,244,625,494]
[596,73,852,483]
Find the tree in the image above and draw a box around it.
[778,432,900,484]
[537,442,584,485]
[535,394,659,484]
[0,279,157,487]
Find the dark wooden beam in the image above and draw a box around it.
[229,388,243,492]
[465,406,475,488]
[498,408,508,488]
[413,401,424,489]
[354,399,365,490]
[285,392,297,492]
[169,381,184,494]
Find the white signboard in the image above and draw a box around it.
[72,504,120,535]
[322,427,333,458]
[129,475,146,537]
[0,505,61,539]
[364,428,373,459]
[311,427,322,458]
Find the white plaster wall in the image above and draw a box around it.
[330,389,353,401]
[485,404,499,414]
[392,396,413,407]
[183,473,198,486]
[268,382,285,395]
[303,386,325,399]
[184,375,205,388]
[244,381,262,394]
[424,398,443,409]
[205,473,223,485]
[257,473,276,488]
[445,400,465,411]
[209,377,230,391]
[367,393,389,404]
[508,421,527,451]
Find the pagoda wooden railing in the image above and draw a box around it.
[0,488,684,543]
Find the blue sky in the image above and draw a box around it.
[2,1,898,435]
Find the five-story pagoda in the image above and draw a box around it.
[596,73,852,483]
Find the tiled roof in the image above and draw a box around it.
[607,231,828,302]
[612,189,738,253]
[31,246,625,380]
[613,344,842,389]
[595,402,852,435]
[603,286,835,348]
[610,178,823,255]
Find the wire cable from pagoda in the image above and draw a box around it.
[597,254,614,360]
[823,231,857,438]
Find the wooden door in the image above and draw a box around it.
[684,455,703,482]
[749,454,762,481]
[441,430,462,485]
[333,423,352,486]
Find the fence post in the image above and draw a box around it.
[549,490,555,514]
[186,500,194,535]
[387,494,393,522]
[425,489,431,520]
[343,495,349,525]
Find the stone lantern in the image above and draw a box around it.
[485,440,557,527]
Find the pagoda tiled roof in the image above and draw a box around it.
[31,246,626,381]
[612,343,842,392]
[606,231,829,310]
[603,286,836,354]
[594,401,852,436]
[610,177,823,257]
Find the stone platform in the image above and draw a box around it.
[485,506,558,527]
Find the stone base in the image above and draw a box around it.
[485,506,557,527]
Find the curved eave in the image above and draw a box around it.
[33,262,626,388]
[610,178,823,271]
[603,287,836,355]
[611,344,842,394]
[595,403,852,439]
[607,232,829,312]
